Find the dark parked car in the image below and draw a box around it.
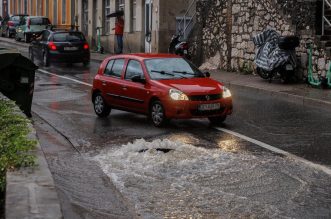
[1,14,28,38]
[28,29,90,66]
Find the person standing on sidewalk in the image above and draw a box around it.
[112,15,124,54]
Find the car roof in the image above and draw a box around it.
[49,29,83,34]
[108,53,182,61]
[12,14,28,17]
[27,16,49,18]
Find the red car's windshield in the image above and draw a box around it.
[144,58,204,80]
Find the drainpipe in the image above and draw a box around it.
[226,0,232,71]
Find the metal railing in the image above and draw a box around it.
[322,0,331,35]
[177,0,197,40]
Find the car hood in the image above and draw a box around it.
[156,78,223,95]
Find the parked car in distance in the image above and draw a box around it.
[91,54,233,127]
[1,14,28,38]
[15,16,51,43]
[28,28,90,67]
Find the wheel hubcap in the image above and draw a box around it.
[152,104,163,125]
[94,96,104,114]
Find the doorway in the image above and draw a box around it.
[144,0,152,53]
[82,0,88,36]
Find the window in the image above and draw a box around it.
[116,0,125,11]
[104,0,111,34]
[54,0,58,24]
[30,17,50,25]
[62,0,66,24]
[42,31,50,41]
[53,32,85,42]
[104,60,115,76]
[132,0,136,32]
[24,0,28,14]
[104,59,125,77]
[125,60,144,80]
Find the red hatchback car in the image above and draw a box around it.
[92,54,233,127]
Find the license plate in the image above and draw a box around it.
[198,103,221,111]
[184,50,188,54]
[64,47,78,51]
[286,64,293,70]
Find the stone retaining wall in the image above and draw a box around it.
[196,0,328,77]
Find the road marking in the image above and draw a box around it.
[36,68,331,176]
[216,127,331,176]
[37,69,92,87]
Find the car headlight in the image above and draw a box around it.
[222,86,232,98]
[169,89,189,101]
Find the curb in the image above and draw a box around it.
[0,93,63,219]
[222,81,331,110]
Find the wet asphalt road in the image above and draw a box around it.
[1,41,331,218]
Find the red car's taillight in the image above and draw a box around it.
[83,43,89,50]
[48,42,57,51]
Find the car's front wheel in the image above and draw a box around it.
[208,116,227,125]
[24,33,30,43]
[93,93,111,117]
[150,100,168,127]
[15,33,21,41]
[43,52,50,67]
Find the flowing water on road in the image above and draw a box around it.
[92,138,331,219]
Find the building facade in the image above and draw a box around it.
[76,0,191,53]
[3,0,75,28]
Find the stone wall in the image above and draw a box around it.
[196,0,329,77]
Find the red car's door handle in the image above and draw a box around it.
[122,86,127,90]
[101,81,107,86]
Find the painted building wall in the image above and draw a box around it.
[7,0,74,28]
[77,0,191,53]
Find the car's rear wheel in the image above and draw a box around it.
[29,49,34,62]
[43,52,50,67]
[150,100,168,127]
[208,116,227,125]
[93,93,111,117]
[83,61,90,67]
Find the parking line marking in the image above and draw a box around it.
[37,69,93,87]
[216,127,331,176]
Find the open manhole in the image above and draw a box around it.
[138,148,173,153]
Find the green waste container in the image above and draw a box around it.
[0,48,38,117]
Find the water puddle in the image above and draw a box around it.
[92,138,331,218]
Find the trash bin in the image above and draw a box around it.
[0,48,38,117]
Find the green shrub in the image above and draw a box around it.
[0,99,36,192]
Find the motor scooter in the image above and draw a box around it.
[168,34,191,60]
[253,30,299,83]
